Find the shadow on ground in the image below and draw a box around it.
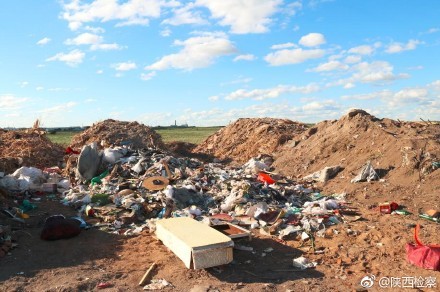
[207,236,324,284]
[0,200,125,282]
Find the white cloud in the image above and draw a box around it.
[90,43,123,51]
[344,55,362,64]
[233,54,256,62]
[311,60,348,72]
[348,45,374,55]
[221,76,252,86]
[61,0,165,29]
[302,100,338,111]
[36,86,44,91]
[65,33,102,45]
[299,33,326,47]
[146,33,236,71]
[389,88,429,106]
[343,82,355,89]
[195,0,282,34]
[429,80,440,91]
[39,102,77,113]
[341,85,432,107]
[265,48,325,66]
[385,39,421,54]
[270,42,297,50]
[141,71,156,80]
[162,2,207,26]
[65,32,122,51]
[208,95,219,101]
[46,49,85,67]
[19,81,29,88]
[84,26,105,33]
[37,37,51,45]
[160,28,172,37]
[224,83,320,100]
[112,62,137,71]
[341,90,393,100]
[351,61,409,84]
[421,27,439,34]
[96,69,103,74]
[0,95,28,110]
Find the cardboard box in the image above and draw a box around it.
[211,222,251,240]
[156,217,234,269]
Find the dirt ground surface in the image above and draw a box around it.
[1,111,439,291]
[1,198,439,291]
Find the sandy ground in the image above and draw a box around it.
[1,190,439,292]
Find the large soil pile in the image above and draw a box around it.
[193,118,308,163]
[70,119,165,150]
[273,109,440,206]
[0,128,64,174]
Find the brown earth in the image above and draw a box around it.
[193,118,308,164]
[0,128,64,174]
[272,109,440,212]
[70,119,165,150]
[1,198,439,291]
[1,112,440,291]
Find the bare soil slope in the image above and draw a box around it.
[273,109,440,209]
[70,119,165,150]
[194,118,308,164]
[0,129,64,174]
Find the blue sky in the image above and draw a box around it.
[1,0,439,127]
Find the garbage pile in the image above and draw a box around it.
[0,127,64,174]
[69,119,165,150]
[194,118,308,164]
[1,139,360,249]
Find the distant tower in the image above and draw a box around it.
[175,120,177,126]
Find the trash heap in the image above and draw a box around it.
[8,140,359,250]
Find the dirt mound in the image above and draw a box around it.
[0,129,64,174]
[70,119,165,150]
[193,118,308,163]
[273,109,440,199]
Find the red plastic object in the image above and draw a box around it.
[257,172,276,184]
[65,146,80,155]
[406,224,440,271]
[379,202,399,214]
[97,282,113,289]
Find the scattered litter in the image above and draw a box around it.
[351,161,379,183]
[292,256,318,270]
[304,165,341,183]
[406,224,440,271]
[143,279,172,290]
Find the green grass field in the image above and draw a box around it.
[47,131,79,146]
[47,127,221,146]
[154,126,221,144]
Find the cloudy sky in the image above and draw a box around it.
[1,0,439,127]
